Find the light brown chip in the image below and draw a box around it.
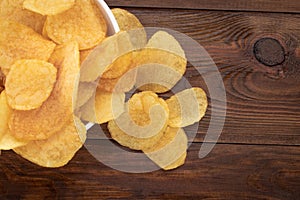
[166,87,208,128]
[144,127,187,170]
[0,19,56,71]
[9,41,80,141]
[44,0,107,50]
[23,0,75,16]
[0,92,28,150]
[5,59,57,110]
[13,117,86,168]
[108,91,169,150]
[0,0,46,33]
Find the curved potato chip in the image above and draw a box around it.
[13,117,86,168]
[9,41,80,141]
[108,91,169,150]
[76,81,96,109]
[166,87,208,128]
[144,127,187,170]
[23,0,75,16]
[135,48,187,93]
[5,59,57,110]
[44,0,107,50]
[0,92,28,150]
[0,19,56,70]
[0,0,46,33]
[80,49,94,65]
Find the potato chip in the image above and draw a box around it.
[44,0,107,50]
[143,127,187,170]
[23,0,75,16]
[112,8,147,46]
[0,0,46,33]
[80,89,125,124]
[9,41,80,141]
[13,117,86,168]
[80,49,94,65]
[108,91,169,150]
[5,59,57,110]
[166,87,208,128]
[0,92,28,150]
[0,19,56,70]
[135,48,187,93]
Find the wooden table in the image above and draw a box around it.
[1,0,300,199]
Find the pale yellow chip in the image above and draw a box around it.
[0,19,56,71]
[0,0,46,33]
[80,48,94,65]
[143,127,187,170]
[135,48,187,93]
[23,0,75,16]
[76,81,96,109]
[13,117,86,168]
[5,59,57,110]
[112,8,146,46]
[44,0,107,50]
[108,91,169,150]
[0,92,28,150]
[9,41,80,141]
[166,87,208,128]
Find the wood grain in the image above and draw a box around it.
[0,143,299,199]
[106,0,300,13]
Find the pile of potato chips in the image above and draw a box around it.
[0,0,208,170]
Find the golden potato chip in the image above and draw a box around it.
[0,19,56,70]
[0,0,46,33]
[44,0,107,50]
[108,91,169,150]
[9,41,80,141]
[5,59,57,110]
[76,82,96,109]
[80,88,125,124]
[112,8,147,46]
[143,127,187,170]
[166,87,208,128]
[23,0,75,16]
[80,49,94,65]
[135,48,187,93]
[13,117,86,168]
[0,92,28,150]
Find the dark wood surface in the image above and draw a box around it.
[1,1,300,199]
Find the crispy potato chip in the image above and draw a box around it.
[13,117,86,168]
[166,87,208,128]
[143,127,187,170]
[76,82,96,109]
[80,49,94,65]
[0,19,56,70]
[80,89,125,124]
[112,8,146,46]
[9,41,80,141]
[5,60,57,110]
[0,92,28,150]
[0,0,46,33]
[44,0,107,50]
[23,0,75,16]
[135,48,187,93]
[108,91,169,150]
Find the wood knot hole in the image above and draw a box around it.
[253,38,285,67]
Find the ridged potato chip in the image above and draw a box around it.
[135,31,187,93]
[23,0,75,16]
[166,87,208,128]
[0,19,56,71]
[13,117,86,168]
[108,91,169,150]
[0,92,28,150]
[44,0,107,50]
[5,59,57,110]
[9,41,80,141]
[0,0,46,33]
[143,127,187,170]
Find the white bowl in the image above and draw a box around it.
[95,0,120,36]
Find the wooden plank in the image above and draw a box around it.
[106,0,300,13]
[89,8,300,145]
[0,143,299,199]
